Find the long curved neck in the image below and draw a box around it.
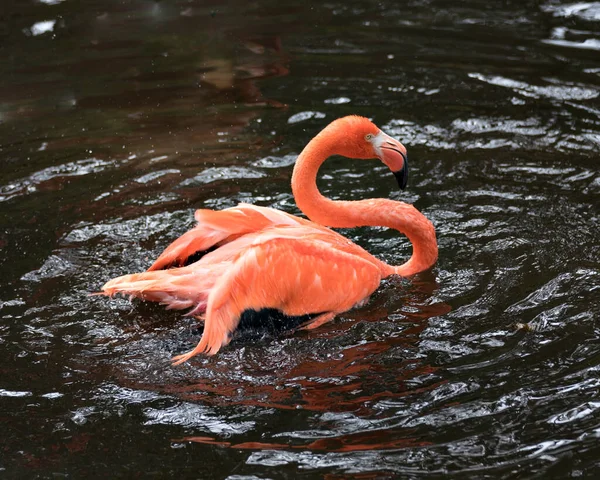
[291,135,438,277]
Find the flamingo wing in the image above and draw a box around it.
[148,203,307,271]
[102,223,380,318]
[171,234,383,364]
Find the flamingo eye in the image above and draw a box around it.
[365,134,374,141]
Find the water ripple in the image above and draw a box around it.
[468,73,599,101]
[0,158,115,202]
[1,0,600,477]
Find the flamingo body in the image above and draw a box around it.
[101,116,438,363]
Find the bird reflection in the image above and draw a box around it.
[132,275,453,452]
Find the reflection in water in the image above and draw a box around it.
[1,0,600,477]
[181,432,430,453]
[113,278,451,453]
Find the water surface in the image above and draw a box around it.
[1,0,600,478]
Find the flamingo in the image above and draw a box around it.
[101,116,438,364]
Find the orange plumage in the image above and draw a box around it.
[101,116,438,364]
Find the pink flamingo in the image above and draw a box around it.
[101,116,437,364]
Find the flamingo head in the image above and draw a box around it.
[328,116,409,190]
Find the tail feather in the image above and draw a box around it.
[101,266,218,312]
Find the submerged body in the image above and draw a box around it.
[101,116,438,364]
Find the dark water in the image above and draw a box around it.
[1,0,600,477]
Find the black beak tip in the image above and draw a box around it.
[394,154,409,190]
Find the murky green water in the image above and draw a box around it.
[1,0,600,477]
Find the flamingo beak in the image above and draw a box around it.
[393,155,408,190]
[374,132,409,190]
